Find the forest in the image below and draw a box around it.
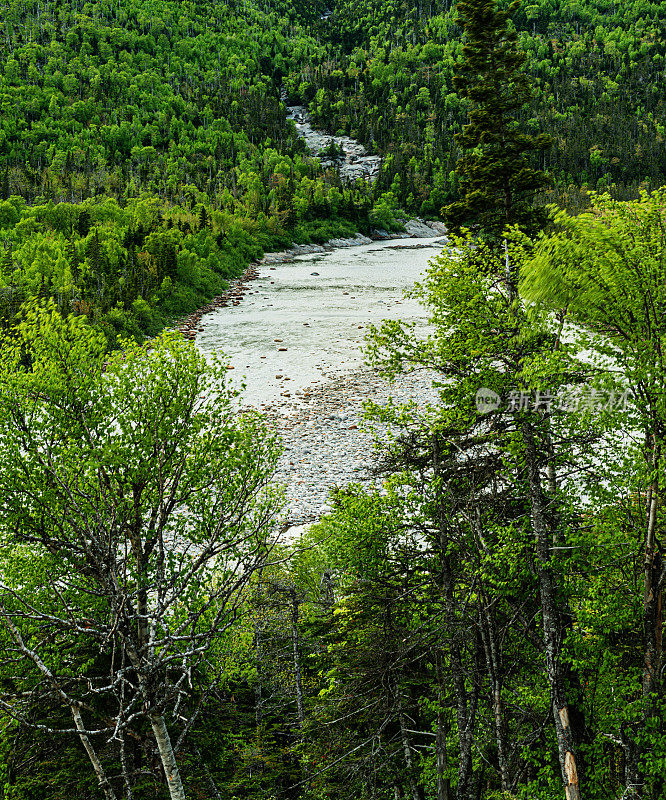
[1,0,665,335]
[0,0,666,798]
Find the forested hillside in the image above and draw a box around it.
[2,0,665,339]
[305,0,666,213]
[0,0,374,338]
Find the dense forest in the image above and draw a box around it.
[307,0,666,212]
[1,0,665,336]
[1,0,666,798]
[0,0,380,338]
[3,197,666,800]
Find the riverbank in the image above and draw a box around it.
[261,219,447,264]
[177,221,447,339]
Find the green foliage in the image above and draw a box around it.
[0,0,388,341]
[442,0,552,239]
[0,304,282,800]
[308,0,666,216]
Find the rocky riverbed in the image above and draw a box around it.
[196,236,448,535]
[176,224,447,338]
[260,220,447,264]
[287,104,382,182]
[262,367,438,534]
[176,264,261,340]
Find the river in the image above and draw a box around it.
[198,236,445,530]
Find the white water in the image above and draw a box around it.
[197,237,446,407]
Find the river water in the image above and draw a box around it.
[197,237,445,409]
[286,105,381,182]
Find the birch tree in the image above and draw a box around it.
[0,304,282,800]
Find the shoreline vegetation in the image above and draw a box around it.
[0,194,405,347]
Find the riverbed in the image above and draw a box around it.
[286,105,382,182]
[197,236,446,529]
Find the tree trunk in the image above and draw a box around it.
[150,713,187,800]
[474,502,511,794]
[625,447,665,799]
[72,706,118,800]
[432,435,477,800]
[478,599,510,792]
[435,678,450,800]
[642,466,663,705]
[399,708,420,800]
[522,420,581,800]
[254,623,263,728]
[451,637,479,800]
[290,591,306,729]
[194,744,223,800]
[120,730,134,800]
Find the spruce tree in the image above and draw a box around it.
[161,243,178,281]
[198,205,209,230]
[1,167,9,201]
[77,208,91,238]
[1,245,12,278]
[66,239,79,283]
[443,0,551,242]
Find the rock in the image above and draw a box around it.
[407,219,448,238]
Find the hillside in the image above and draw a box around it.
[0,0,664,339]
[307,0,666,213]
[0,0,372,340]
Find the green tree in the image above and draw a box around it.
[365,231,589,800]
[0,305,282,800]
[442,0,551,241]
[522,189,666,799]
[77,208,92,238]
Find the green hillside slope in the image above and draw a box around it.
[0,0,371,339]
[306,0,666,214]
[0,0,664,340]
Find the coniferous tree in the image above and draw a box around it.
[66,239,79,283]
[161,243,178,281]
[1,246,12,279]
[198,205,209,230]
[443,0,551,242]
[77,208,91,238]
